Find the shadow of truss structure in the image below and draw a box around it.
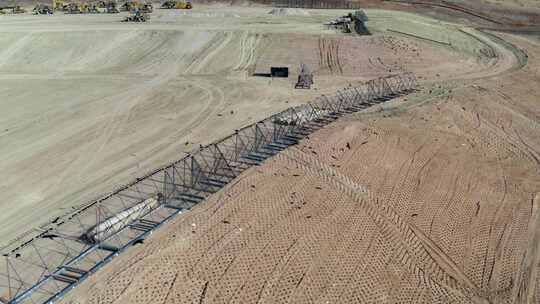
[0,72,417,304]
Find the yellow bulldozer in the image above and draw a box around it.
[65,2,90,13]
[160,0,191,9]
[120,0,151,12]
[52,0,69,11]
[88,1,119,13]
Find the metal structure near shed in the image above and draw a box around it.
[295,63,313,89]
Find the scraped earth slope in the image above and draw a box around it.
[61,27,540,304]
[0,7,509,246]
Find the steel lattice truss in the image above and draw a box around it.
[0,72,417,304]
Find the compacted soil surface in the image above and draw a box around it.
[61,13,540,304]
[1,2,540,304]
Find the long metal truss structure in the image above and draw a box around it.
[0,72,417,304]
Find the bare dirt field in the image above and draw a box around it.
[49,6,540,304]
[1,1,540,303]
[0,6,503,246]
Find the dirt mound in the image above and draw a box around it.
[268,7,310,16]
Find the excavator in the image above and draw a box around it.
[161,0,191,9]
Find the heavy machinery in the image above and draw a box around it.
[120,0,150,12]
[140,2,152,13]
[120,0,135,11]
[52,0,69,11]
[161,0,192,9]
[88,1,119,13]
[12,5,25,13]
[65,2,90,13]
[33,3,53,14]
[122,9,148,21]
[120,0,152,12]
[324,9,370,35]
[0,5,26,13]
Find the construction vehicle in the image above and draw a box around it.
[12,5,25,13]
[107,2,120,13]
[88,3,105,13]
[65,2,90,13]
[324,10,370,35]
[33,3,54,14]
[0,5,26,13]
[88,1,118,13]
[52,0,69,11]
[120,0,150,12]
[122,9,148,21]
[120,0,134,11]
[140,3,152,13]
[160,0,191,9]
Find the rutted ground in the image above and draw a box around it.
[59,15,540,304]
[0,6,512,247]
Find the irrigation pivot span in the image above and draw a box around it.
[0,72,417,304]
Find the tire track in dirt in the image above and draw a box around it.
[52,42,225,195]
[185,32,232,74]
[279,147,484,301]
[512,193,540,303]
[233,31,261,72]
[318,37,342,75]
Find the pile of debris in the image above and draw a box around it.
[324,10,370,35]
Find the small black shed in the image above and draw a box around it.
[270,67,289,77]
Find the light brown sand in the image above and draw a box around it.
[59,17,540,304]
[0,6,502,247]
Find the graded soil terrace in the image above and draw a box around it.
[0,6,510,247]
[60,20,540,304]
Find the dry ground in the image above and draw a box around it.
[1,2,540,304]
[57,9,540,304]
[0,6,501,246]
